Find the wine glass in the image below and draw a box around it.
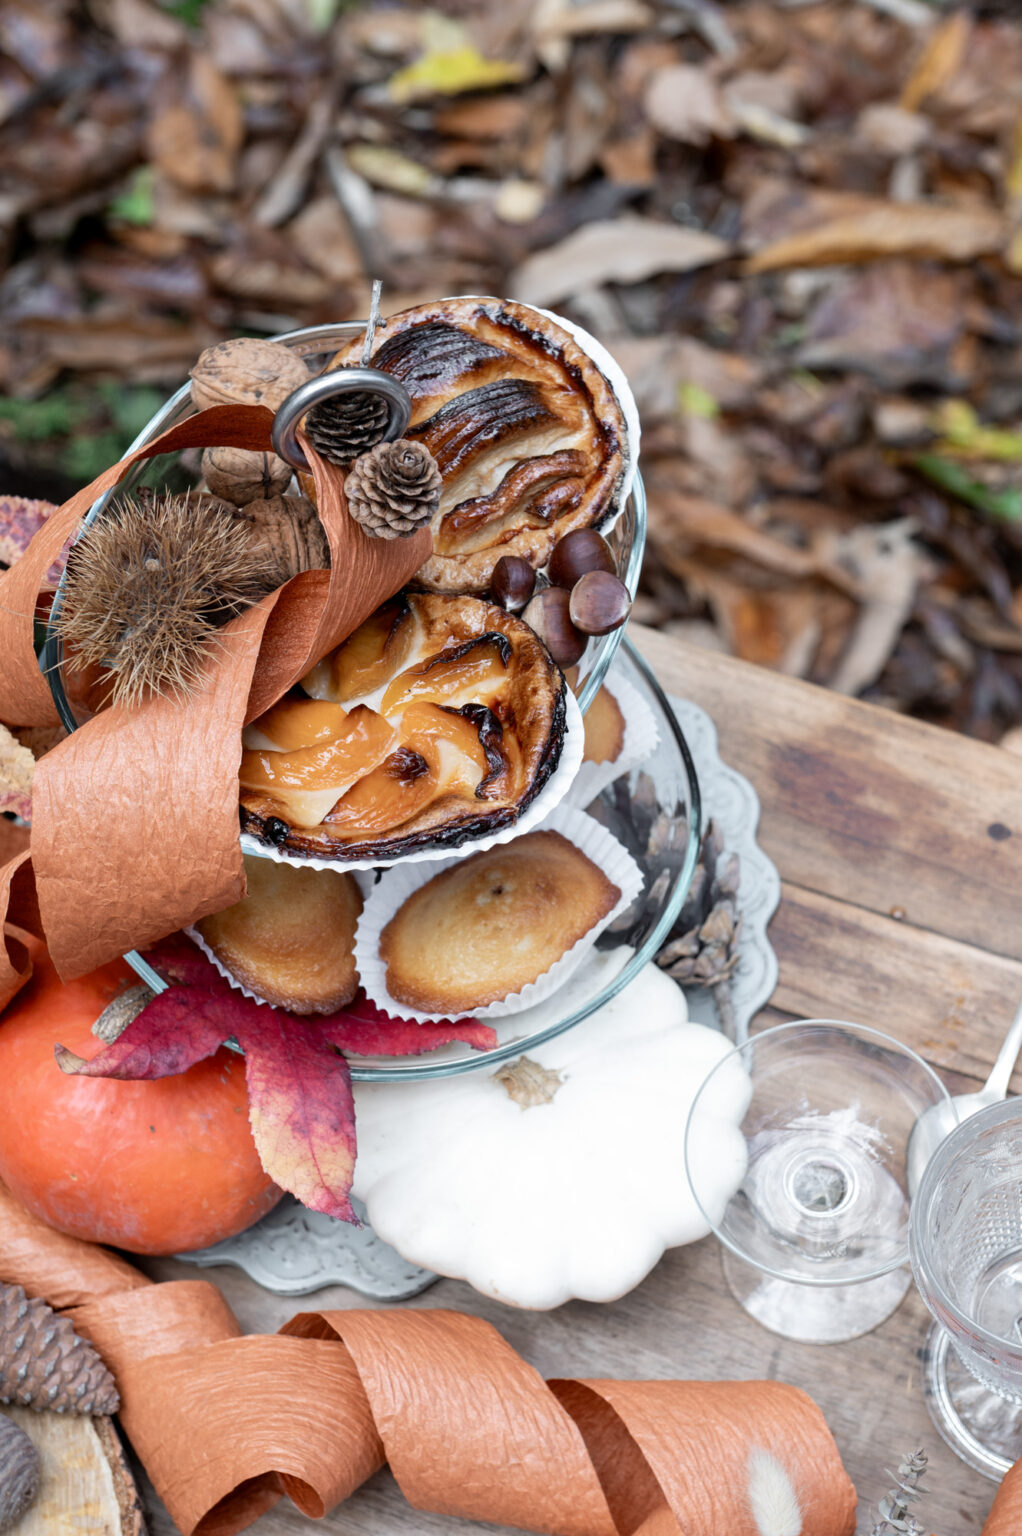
[911,1097,1022,1479]
[685,1020,954,1344]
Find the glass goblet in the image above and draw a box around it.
[911,1097,1022,1479]
[685,1020,953,1344]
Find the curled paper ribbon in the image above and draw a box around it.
[0,406,431,984]
[984,1465,1022,1534]
[0,1185,857,1536]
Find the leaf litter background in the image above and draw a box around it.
[4,0,1022,744]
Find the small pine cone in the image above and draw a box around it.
[0,1284,119,1416]
[345,439,442,540]
[304,387,391,466]
[0,1416,40,1532]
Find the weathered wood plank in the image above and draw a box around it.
[632,624,1022,963]
[766,882,1022,1087]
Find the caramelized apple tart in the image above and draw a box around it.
[239,592,566,861]
[325,298,629,593]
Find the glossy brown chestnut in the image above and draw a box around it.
[548,528,616,589]
[568,570,631,636]
[491,554,536,613]
[522,586,587,669]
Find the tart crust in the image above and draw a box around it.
[326,297,628,592]
[239,592,566,861]
[379,830,620,1013]
[196,856,362,1014]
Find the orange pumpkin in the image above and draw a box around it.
[0,942,281,1254]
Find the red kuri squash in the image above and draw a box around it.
[0,942,281,1253]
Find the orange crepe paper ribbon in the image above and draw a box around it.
[0,1185,857,1536]
[983,1464,1022,1534]
[0,406,431,989]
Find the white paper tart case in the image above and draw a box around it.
[568,666,660,810]
[239,683,585,874]
[354,802,644,1024]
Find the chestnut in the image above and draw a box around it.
[491,554,536,613]
[522,586,587,669]
[548,528,616,589]
[568,570,631,636]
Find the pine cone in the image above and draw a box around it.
[305,388,391,466]
[344,439,442,540]
[0,1415,40,1532]
[0,1284,119,1415]
[588,780,743,1037]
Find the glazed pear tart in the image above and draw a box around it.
[327,298,629,593]
[239,592,566,862]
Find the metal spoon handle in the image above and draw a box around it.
[983,997,1022,1099]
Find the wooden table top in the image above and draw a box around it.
[144,624,1022,1536]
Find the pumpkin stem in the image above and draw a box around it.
[92,983,154,1044]
[493,1055,563,1108]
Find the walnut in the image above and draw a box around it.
[189,337,310,413]
[235,495,330,589]
[201,444,293,506]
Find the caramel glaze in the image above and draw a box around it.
[239,592,565,861]
[324,299,628,593]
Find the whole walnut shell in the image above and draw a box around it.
[190,338,310,413]
[202,445,293,506]
[233,495,330,590]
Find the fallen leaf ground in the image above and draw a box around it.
[3,0,1022,742]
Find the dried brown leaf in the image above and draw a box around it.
[816,520,932,695]
[534,0,653,43]
[643,64,734,146]
[650,490,821,581]
[148,55,243,195]
[747,201,1006,273]
[900,12,973,113]
[798,262,964,390]
[512,215,729,304]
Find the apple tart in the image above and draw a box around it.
[326,298,629,593]
[239,592,566,862]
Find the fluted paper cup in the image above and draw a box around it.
[354,802,644,1023]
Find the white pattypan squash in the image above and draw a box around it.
[351,947,751,1310]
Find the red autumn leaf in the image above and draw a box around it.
[143,935,232,990]
[231,1007,357,1225]
[320,993,497,1056]
[54,984,228,1078]
[62,936,495,1225]
[0,495,64,581]
[148,937,497,1053]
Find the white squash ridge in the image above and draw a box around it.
[352,954,750,1308]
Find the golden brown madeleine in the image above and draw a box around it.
[380,831,619,1013]
[197,856,362,1014]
